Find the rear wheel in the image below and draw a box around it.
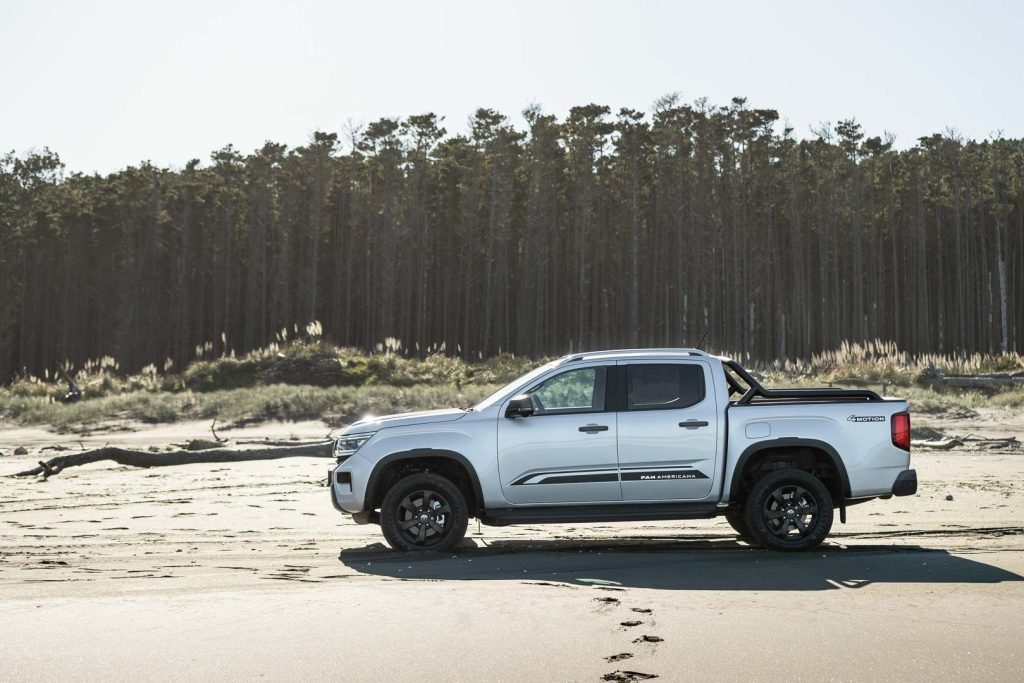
[723,510,757,544]
[744,469,833,551]
[380,473,469,552]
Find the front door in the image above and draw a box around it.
[615,361,718,501]
[497,365,621,504]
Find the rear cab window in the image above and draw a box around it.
[625,364,705,411]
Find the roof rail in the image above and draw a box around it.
[564,348,708,362]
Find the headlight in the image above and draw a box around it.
[334,432,375,460]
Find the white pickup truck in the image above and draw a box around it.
[329,349,916,552]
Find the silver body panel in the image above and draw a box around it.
[614,359,719,501]
[330,349,911,514]
[497,360,621,504]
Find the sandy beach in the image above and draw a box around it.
[2,410,1022,681]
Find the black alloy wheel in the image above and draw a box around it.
[763,484,818,539]
[396,489,452,547]
[380,473,469,552]
[744,468,834,551]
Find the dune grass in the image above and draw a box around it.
[752,339,1024,385]
[4,378,1018,435]
[0,384,499,433]
[2,338,1022,432]
[771,376,1024,412]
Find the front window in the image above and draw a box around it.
[528,367,607,415]
[471,360,561,411]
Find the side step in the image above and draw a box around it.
[481,502,719,527]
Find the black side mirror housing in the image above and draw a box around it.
[505,394,535,418]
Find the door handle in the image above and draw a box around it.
[579,424,609,433]
[679,420,709,429]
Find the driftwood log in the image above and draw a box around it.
[911,435,1020,451]
[831,373,1024,392]
[935,375,1024,389]
[11,441,333,479]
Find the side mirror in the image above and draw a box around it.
[505,394,535,418]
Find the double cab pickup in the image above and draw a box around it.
[329,349,916,552]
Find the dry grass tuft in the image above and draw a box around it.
[3,337,1023,429]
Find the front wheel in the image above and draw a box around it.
[380,473,469,552]
[744,469,834,551]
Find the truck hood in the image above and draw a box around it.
[345,408,468,433]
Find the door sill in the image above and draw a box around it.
[481,502,718,526]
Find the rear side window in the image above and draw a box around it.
[626,364,705,411]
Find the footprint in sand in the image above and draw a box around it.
[601,671,658,682]
[630,608,652,614]
[632,635,663,644]
[604,653,633,663]
[620,620,643,628]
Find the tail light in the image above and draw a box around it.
[891,411,911,451]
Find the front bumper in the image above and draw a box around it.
[891,469,918,496]
[330,479,376,523]
[329,474,346,512]
[329,464,377,524]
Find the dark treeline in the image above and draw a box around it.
[2,96,1023,381]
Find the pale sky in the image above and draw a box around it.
[2,0,1021,174]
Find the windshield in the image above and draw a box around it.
[472,359,562,411]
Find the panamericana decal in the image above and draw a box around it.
[511,467,708,485]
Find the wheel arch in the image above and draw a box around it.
[730,438,851,504]
[364,449,484,516]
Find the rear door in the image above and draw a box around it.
[497,364,621,504]
[615,360,717,501]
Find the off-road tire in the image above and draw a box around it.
[723,510,758,544]
[744,468,833,552]
[380,472,469,552]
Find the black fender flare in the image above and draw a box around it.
[363,448,484,515]
[729,437,851,503]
